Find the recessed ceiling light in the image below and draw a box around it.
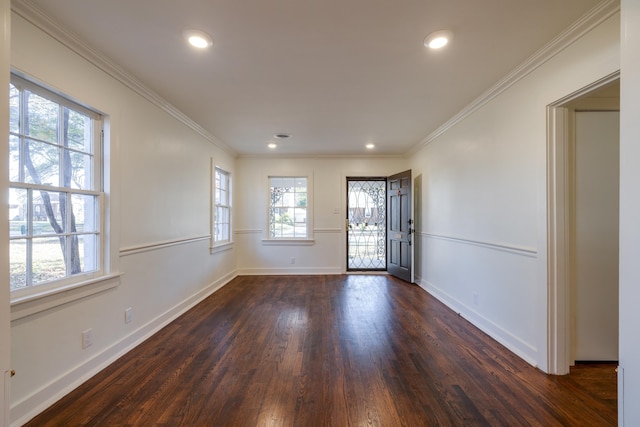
[273,133,291,140]
[268,143,277,149]
[424,30,452,49]
[183,29,213,49]
[366,143,375,150]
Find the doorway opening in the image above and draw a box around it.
[547,72,620,375]
[346,178,386,271]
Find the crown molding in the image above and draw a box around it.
[406,0,620,157]
[11,0,237,158]
[237,153,405,160]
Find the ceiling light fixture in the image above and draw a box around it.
[268,143,277,149]
[366,143,375,150]
[424,30,452,49]
[184,29,213,49]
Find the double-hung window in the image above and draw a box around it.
[9,75,104,295]
[269,176,308,239]
[213,167,231,244]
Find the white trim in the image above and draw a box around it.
[10,1,236,158]
[119,235,210,257]
[546,105,571,375]
[212,164,232,247]
[261,239,315,246]
[238,153,405,160]
[238,267,341,275]
[406,0,621,156]
[209,241,234,255]
[420,232,538,258]
[416,277,539,367]
[618,366,624,427]
[10,273,121,321]
[313,228,342,234]
[234,229,262,235]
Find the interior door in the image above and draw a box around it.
[387,170,413,282]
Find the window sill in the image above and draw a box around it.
[261,239,315,246]
[10,273,122,321]
[210,241,234,254]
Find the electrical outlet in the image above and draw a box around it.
[473,292,479,306]
[82,328,93,349]
[290,257,296,264]
[125,307,133,324]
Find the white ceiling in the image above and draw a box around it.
[25,0,602,156]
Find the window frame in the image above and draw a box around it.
[212,165,232,247]
[8,73,107,301]
[266,175,313,242]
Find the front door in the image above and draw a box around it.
[387,170,412,282]
[346,178,387,271]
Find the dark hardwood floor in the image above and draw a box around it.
[26,275,617,426]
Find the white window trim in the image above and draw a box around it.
[265,173,314,243]
[10,273,122,321]
[9,72,117,312]
[210,159,234,252]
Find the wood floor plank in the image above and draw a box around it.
[24,275,617,426]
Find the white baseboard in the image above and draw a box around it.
[10,271,237,427]
[237,267,342,275]
[415,277,539,368]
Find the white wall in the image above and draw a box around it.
[619,1,640,425]
[9,12,237,426]
[0,1,10,426]
[573,111,619,362]
[235,156,407,275]
[409,13,620,369]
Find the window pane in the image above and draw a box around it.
[10,240,27,291]
[25,139,60,187]
[216,223,229,242]
[294,207,306,224]
[9,135,20,182]
[66,108,92,152]
[76,234,98,274]
[295,193,306,207]
[282,177,295,189]
[72,194,98,233]
[294,223,307,237]
[9,83,19,134]
[27,91,58,143]
[32,191,64,235]
[32,236,66,284]
[65,150,92,190]
[9,188,27,238]
[282,192,294,207]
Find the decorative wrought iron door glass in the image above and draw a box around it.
[347,179,386,270]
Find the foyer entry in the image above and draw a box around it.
[346,170,413,282]
[346,178,386,271]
